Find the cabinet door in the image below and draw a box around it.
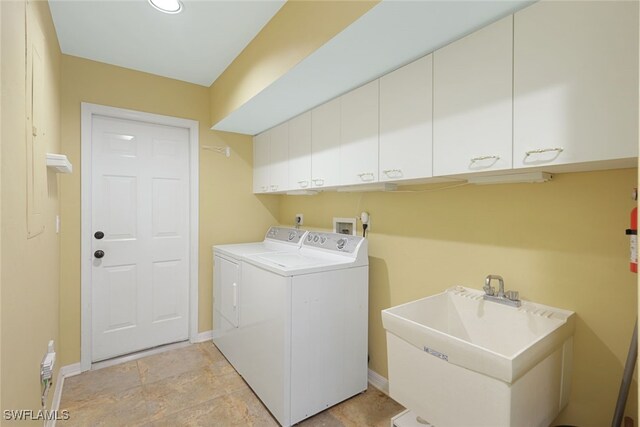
[269,122,289,192]
[311,98,341,189]
[288,111,312,190]
[379,55,433,182]
[214,256,239,328]
[513,1,638,168]
[433,16,513,176]
[340,80,379,185]
[253,131,270,194]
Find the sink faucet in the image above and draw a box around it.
[483,274,521,307]
[484,274,505,298]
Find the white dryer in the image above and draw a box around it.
[212,226,307,370]
[240,231,369,427]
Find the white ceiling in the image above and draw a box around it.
[49,0,285,87]
[213,0,535,135]
[49,0,535,134]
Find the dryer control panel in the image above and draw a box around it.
[303,232,363,253]
[265,227,307,244]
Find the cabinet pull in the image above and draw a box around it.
[312,178,324,187]
[270,185,278,191]
[261,186,268,192]
[297,180,309,188]
[525,147,564,157]
[470,155,500,163]
[383,169,402,177]
[232,282,237,309]
[357,172,375,182]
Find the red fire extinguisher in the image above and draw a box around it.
[626,188,638,273]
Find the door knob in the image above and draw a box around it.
[94,250,105,259]
[94,231,104,239]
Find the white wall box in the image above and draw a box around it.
[339,80,380,186]
[433,15,513,177]
[252,130,270,193]
[288,111,312,190]
[379,55,433,182]
[311,97,341,189]
[513,1,639,170]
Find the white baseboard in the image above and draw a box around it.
[368,369,389,395]
[191,330,213,343]
[48,363,81,427]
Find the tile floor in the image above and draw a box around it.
[59,342,405,426]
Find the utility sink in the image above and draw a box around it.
[382,286,575,427]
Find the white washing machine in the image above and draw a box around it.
[212,226,307,370]
[239,231,369,427]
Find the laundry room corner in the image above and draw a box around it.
[58,56,280,368]
[279,169,638,426]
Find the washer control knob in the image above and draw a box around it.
[307,234,313,242]
[288,231,296,241]
[337,238,347,250]
[320,236,327,244]
[313,235,319,243]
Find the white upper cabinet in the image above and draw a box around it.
[269,122,289,192]
[311,97,341,189]
[253,131,270,194]
[379,55,433,182]
[288,111,312,191]
[513,1,638,168]
[340,80,380,185]
[433,15,513,176]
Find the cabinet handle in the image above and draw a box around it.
[297,180,309,188]
[312,178,324,187]
[383,169,402,177]
[232,282,237,309]
[270,185,278,191]
[261,186,268,192]
[357,172,375,182]
[470,155,500,163]
[525,147,564,157]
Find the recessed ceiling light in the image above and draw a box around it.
[148,0,183,14]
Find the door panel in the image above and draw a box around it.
[91,115,190,362]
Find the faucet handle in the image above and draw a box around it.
[483,285,495,296]
[505,290,520,301]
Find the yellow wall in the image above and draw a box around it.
[1,0,62,422]
[209,0,378,127]
[279,168,638,427]
[58,55,279,366]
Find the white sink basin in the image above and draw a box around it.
[382,286,575,427]
[382,286,575,383]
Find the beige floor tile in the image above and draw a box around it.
[58,344,404,427]
[150,387,278,427]
[137,344,212,385]
[328,386,404,427]
[143,366,248,420]
[60,361,141,406]
[59,386,150,427]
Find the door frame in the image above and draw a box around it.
[80,102,199,371]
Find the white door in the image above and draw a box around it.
[340,80,379,186]
[288,111,312,190]
[433,15,513,176]
[379,55,433,182]
[253,131,270,194]
[311,97,341,189]
[91,115,190,362]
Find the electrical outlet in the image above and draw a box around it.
[295,213,303,226]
